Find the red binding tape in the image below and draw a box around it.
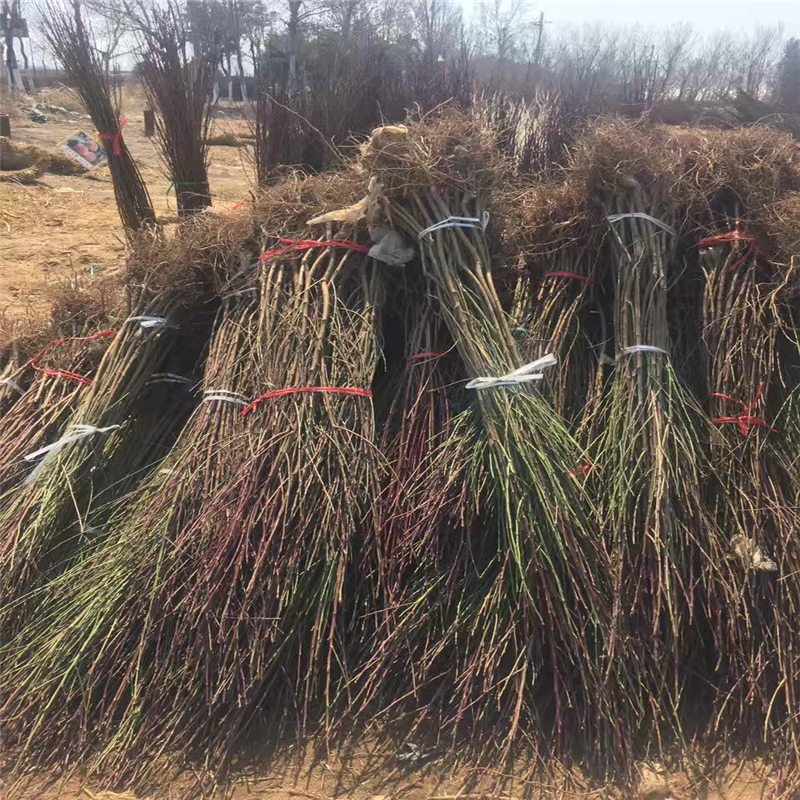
[30,330,116,386]
[98,118,127,156]
[698,228,766,272]
[568,460,596,480]
[698,230,755,247]
[545,271,590,283]
[710,383,778,437]
[241,386,373,416]
[408,352,447,361]
[232,194,253,211]
[260,238,369,262]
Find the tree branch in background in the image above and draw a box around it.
[128,0,220,215]
[40,0,155,233]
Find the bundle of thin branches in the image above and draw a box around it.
[509,246,599,425]
[128,0,218,215]
[40,0,154,232]
[699,235,800,755]
[364,184,614,769]
[474,90,572,177]
[0,332,114,493]
[588,191,726,751]
[0,290,260,776]
[251,77,321,185]
[83,365,199,516]
[371,294,460,614]
[105,244,383,776]
[2,239,383,784]
[347,288,469,725]
[0,294,185,638]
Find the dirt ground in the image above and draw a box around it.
[0,91,792,800]
[0,93,252,316]
[4,751,786,800]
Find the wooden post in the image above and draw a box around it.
[0,115,11,138]
[143,109,155,137]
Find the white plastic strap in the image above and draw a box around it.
[418,212,490,240]
[607,213,677,238]
[0,377,24,395]
[465,353,557,390]
[24,424,121,483]
[146,372,194,386]
[202,389,247,406]
[125,315,177,329]
[619,345,669,357]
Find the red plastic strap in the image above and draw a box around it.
[30,329,116,386]
[568,460,596,480]
[232,194,253,211]
[545,271,590,283]
[710,383,777,436]
[698,230,755,247]
[698,229,766,271]
[712,415,778,437]
[408,352,447,361]
[241,386,373,416]
[99,118,127,156]
[260,238,369,263]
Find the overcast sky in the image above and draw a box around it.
[525,0,800,37]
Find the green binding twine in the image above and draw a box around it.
[165,179,209,196]
[165,179,210,210]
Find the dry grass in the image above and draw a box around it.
[205,130,255,147]
[0,163,47,184]
[1,137,87,176]
[33,85,86,113]
[492,118,800,260]
[763,191,800,259]
[0,275,124,368]
[357,109,505,193]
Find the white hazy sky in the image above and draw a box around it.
[538,1,799,37]
[460,0,800,38]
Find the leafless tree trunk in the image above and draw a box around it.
[287,0,302,88]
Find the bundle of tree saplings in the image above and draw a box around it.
[0,289,261,777]
[129,0,218,215]
[1,235,383,781]
[510,245,599,425]
[41,0,154,232]
[0,294,186,638]
[350,288,467,725]
[700,230,800,753]
[357,118,616,769]
[0,330,115,493]
[588,188,727,748]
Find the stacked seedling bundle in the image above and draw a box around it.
[129,0,219,215]
[0,330,115,493]
[351,289,468,728]
[698,231,800,746]
[0,288,261,775]
[0,292,186,638]
[355,117,615,769]
[1,230,383,781]
[510,245,599,425]
[570,125,729,749]
[41,1,154,231]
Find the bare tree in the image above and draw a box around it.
[480,0,527,65]
[82,0,138,74]
[735,25,783,97]
[774,37,800,109]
